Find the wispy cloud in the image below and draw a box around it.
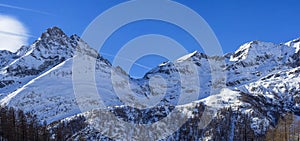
[0,3,54,16]
[0,15,29,52]
[0,30,37,38]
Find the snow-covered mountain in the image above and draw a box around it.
[286,38,300,53]
[0,27,299,140]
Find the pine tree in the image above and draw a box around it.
[18,110,27,141]
[266,112,296,141]
[41,120,49,141]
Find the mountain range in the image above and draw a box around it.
[0,27,299,140]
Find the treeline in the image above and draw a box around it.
[0,106,49,141]
[0,106,87,141]
[266,113,300,141]
[1,104,299,141]
[209,107,300,141]
[50,115,87,140]
[169,106,300,141]
[208,107,265,141]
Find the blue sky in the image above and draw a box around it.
[0,0,300,78]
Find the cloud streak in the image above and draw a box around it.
[0,3,54,16]
[0,30,37,38]
[0,15,29,52]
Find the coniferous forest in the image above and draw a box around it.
[0,106,87,141]
[0,106,50,141]
[0,105,300,141]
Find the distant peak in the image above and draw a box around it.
[247,40,259,45]
[285,37,300,53]
[177,51,207,62]
[285,38,296,45]
[289,38,300,43]
[46,26,65,35]
[230,41,277,61]
[40,26,66,39]
[0,50,14,56]
[15,45,30,56]
[240,40,264,49]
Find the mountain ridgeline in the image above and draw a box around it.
[0,27,299,140]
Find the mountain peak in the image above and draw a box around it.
[0,50,13,55]
[288,37,300,43]
[46,26,65,35]
[34,27,75,50]
[230,40,277,61]
[177,51,208,62]
[40,26,67,39]
[285,37,300,53]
